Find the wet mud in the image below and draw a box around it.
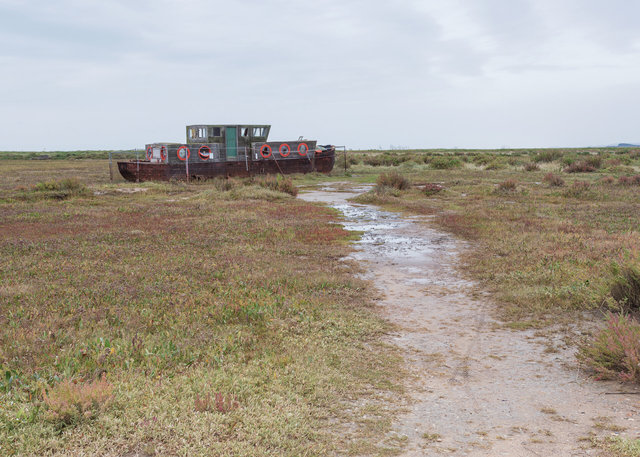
[300,183,640,456]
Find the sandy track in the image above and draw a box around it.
[300,183,640,456]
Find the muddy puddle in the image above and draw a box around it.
[300,183,640,456]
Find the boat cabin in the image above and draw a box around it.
[144,124,316,165]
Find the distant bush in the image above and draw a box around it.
[578,313,640,384]
[348,155,361,166]
[543,173,565,187]
[472,154,493,166]
[523,162,539,171]
[618,175,640,186]
[430,156,462,169]
[563,180,593,198]
[564,161,597,173]
[534,150,562,163]
[485,160,506,170]
[376,171,410,190]
[585,156,603,169]
[601,176,616,185]
[363,155,383,167]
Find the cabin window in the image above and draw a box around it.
[252,127,266,137]
[240,128,250,137]
[188,128,196,139]
[210,127,221,137]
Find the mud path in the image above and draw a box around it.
[300,183,640,456]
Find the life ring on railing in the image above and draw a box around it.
[260,144,272,159]
[315,148,323,154]
[146,146,153,161]
[160,146,167,161]
[198,145,211,160]
[177,146,190,161]
[279,143,291,157]
[297,143,309,156]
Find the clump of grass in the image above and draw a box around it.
[611,264,640,312]
[578,313,640,384]
[563,180,592,198]
[43,375,114,426]
[253,175,298,196]
[430,156,462,169]
[423,183,444,196]
[524,162,540,171]
[33,178,88,199]
[194,392,239,414]
[485,160,507,170]
[534,150,562,163]
[564,161,597,173]
[227,185,292,201]
[211,177,240,192]
[601,176,616,185]
[618,175,640,186]
[497,179,517,192]
[543,173,565,187]
[376,171,410,190]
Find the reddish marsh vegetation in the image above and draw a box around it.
[0,165,401,456]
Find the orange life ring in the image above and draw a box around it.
[177,146,190,161]
[160,146,167,161]
[260,144,272,159]
[315,148,323,154]
[198,145,211,160]
[297,143,309,156]
[146,146,153,161]
[279,143,291,157]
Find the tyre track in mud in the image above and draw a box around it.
[300,183,640,457]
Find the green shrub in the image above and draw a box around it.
[32,178,88,199]
[363,155,383,167]
[611,264,640,311]
[533,150,562,163]
[485,160,506,170]
[376,171,410,190]
[430,156,462,169]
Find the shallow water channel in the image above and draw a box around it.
[299,183,639,456]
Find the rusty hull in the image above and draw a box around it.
[118,154,335,182]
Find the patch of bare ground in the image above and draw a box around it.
[300,184,640,456]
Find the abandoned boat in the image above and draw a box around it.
[117,124,335,182]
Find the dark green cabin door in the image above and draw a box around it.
[225,127,237,160]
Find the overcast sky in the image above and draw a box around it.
[1,0,639,150]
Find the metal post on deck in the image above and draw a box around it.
[186,155,190,182]
[136,149,140,183]
[343,147,347,173]
[108,151,113,181]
